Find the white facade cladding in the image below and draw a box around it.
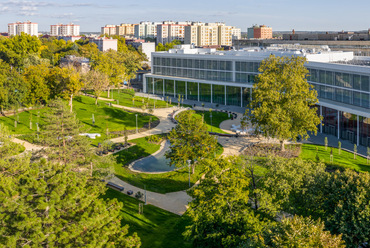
[144,44,370,147]
[8,21,38,36]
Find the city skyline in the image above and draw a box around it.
[0,0,369,33]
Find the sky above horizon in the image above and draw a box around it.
[0,0,369,33]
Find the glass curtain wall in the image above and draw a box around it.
[359,116,370,147]
[164,79,175,97]
[226,86,241,106]
[242,87,252,108]
[187,82,198,101]
[322,107,338,136]
[154,78,163,95]
[199,83,212,102]
[213,84,225,105]
[146,77,153,93]
[340,112,358,144]
[175,81,186,98]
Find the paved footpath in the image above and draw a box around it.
[12,137,43,152]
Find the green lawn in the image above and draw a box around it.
[194,110,231,134]
[300,144,370,172]
[102,189,192,248]
[100,89,176,109]
[0,95,157,145]
[111,136,224,194]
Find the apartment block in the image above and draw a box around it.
[90,37,118,51]
[157,22,190,44]
[8,21,38,36]
[184,22,235,47]
[134,22,161,39]
[248,25,272,39]
[101,25,117,36]
[231,27,242,40]
[50,23,80,36]
[116,23,135,37]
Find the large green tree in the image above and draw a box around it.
[185,157,266,248]
[23,63,51,105]
[0,156,140,247]
[245,55,321,151]
[84,70,110,105]
[166,110,217,173]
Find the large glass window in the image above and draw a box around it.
[154,78,163,95]
[362,93,370,108]
[176,81,186,98]
[213,84,225,105]
[362,76,370,92]
[146,77,153,93]
[226,86,241,106]
[187,81,198,101]
[353,92,361,106]
[242,87,251,107]
[164,79,174,97]
[199,83,212,102]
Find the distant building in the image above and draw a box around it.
[127,41,155,63]
[8,21,38,36]
[247,25,272,39]
[157,21,191,44]
[283,29,370,41]
[51,23,80,36]
[101,25,117,36]
[134,22,161,39]
[116,23,135,37]
[231,27,242,40]
[60,55,90,73]
[59,36,82,42]
[184,22,234,47]
[90,37,118,51]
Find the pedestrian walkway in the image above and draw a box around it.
[109,176,192,215]
[12,137,43,152]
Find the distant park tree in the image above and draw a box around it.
[85,70,110,105]
[166,110,217,173]
[245,55,321,151]
[0,157,141,247]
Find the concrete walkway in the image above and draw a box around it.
[109,176,192,215]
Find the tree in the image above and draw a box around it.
[244,216,345,248]
[165,110,217,173]
[23,63,51,106]
[0,156,141,247]
[245,55,321,151]
[42,98,92,167]
[48,66,82,112]
[84,70,110,105]
[184,157,266,248]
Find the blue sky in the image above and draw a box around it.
[0,0,369,32]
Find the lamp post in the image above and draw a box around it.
[187,160,191,188]
[135,114,138,134]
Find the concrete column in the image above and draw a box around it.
[174,80,176,98]
[320,105,323,133]
[197,83,200,102]
[232,61,236,82]
[163,79,165,97]
[337,111,340,139]
[211,84,213,104]
[185,81,187,100]
[224,85,227,105]
[240,87,243,107]
[357,115,360,146]
[143,76,147,93]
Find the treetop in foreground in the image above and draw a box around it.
[245,55,321,151]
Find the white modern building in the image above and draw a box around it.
[127,41,155,63]
[51,23,80,36]
[101,25,117,36]
[8,21,38,36]
[144,44,370,147]
[90,37,117,51]
[231,27,242,40]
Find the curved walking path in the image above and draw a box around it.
[12,137,43,152]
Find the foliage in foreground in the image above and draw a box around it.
[0,156,140,247]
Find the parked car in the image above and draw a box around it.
[127,190,133,195]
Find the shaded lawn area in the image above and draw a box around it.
[0,95,157,146]
[111,136,224,194]
[102,189,192,248]
[101,89,176,109]
[300,144,370,172]
[194,110,231,134]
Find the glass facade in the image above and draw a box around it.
[199,83,212,103]
[226,86,241,106]
[154,78,163,95]
[175,81,186,98]
[213,84,225,105]
[187,81,198,101]
[164,79,174,97]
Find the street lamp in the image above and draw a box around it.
[187,160,191,188]
[135,114,138,134]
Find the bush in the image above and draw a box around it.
[147,135,162,144]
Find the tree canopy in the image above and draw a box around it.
[245,55,321,151]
